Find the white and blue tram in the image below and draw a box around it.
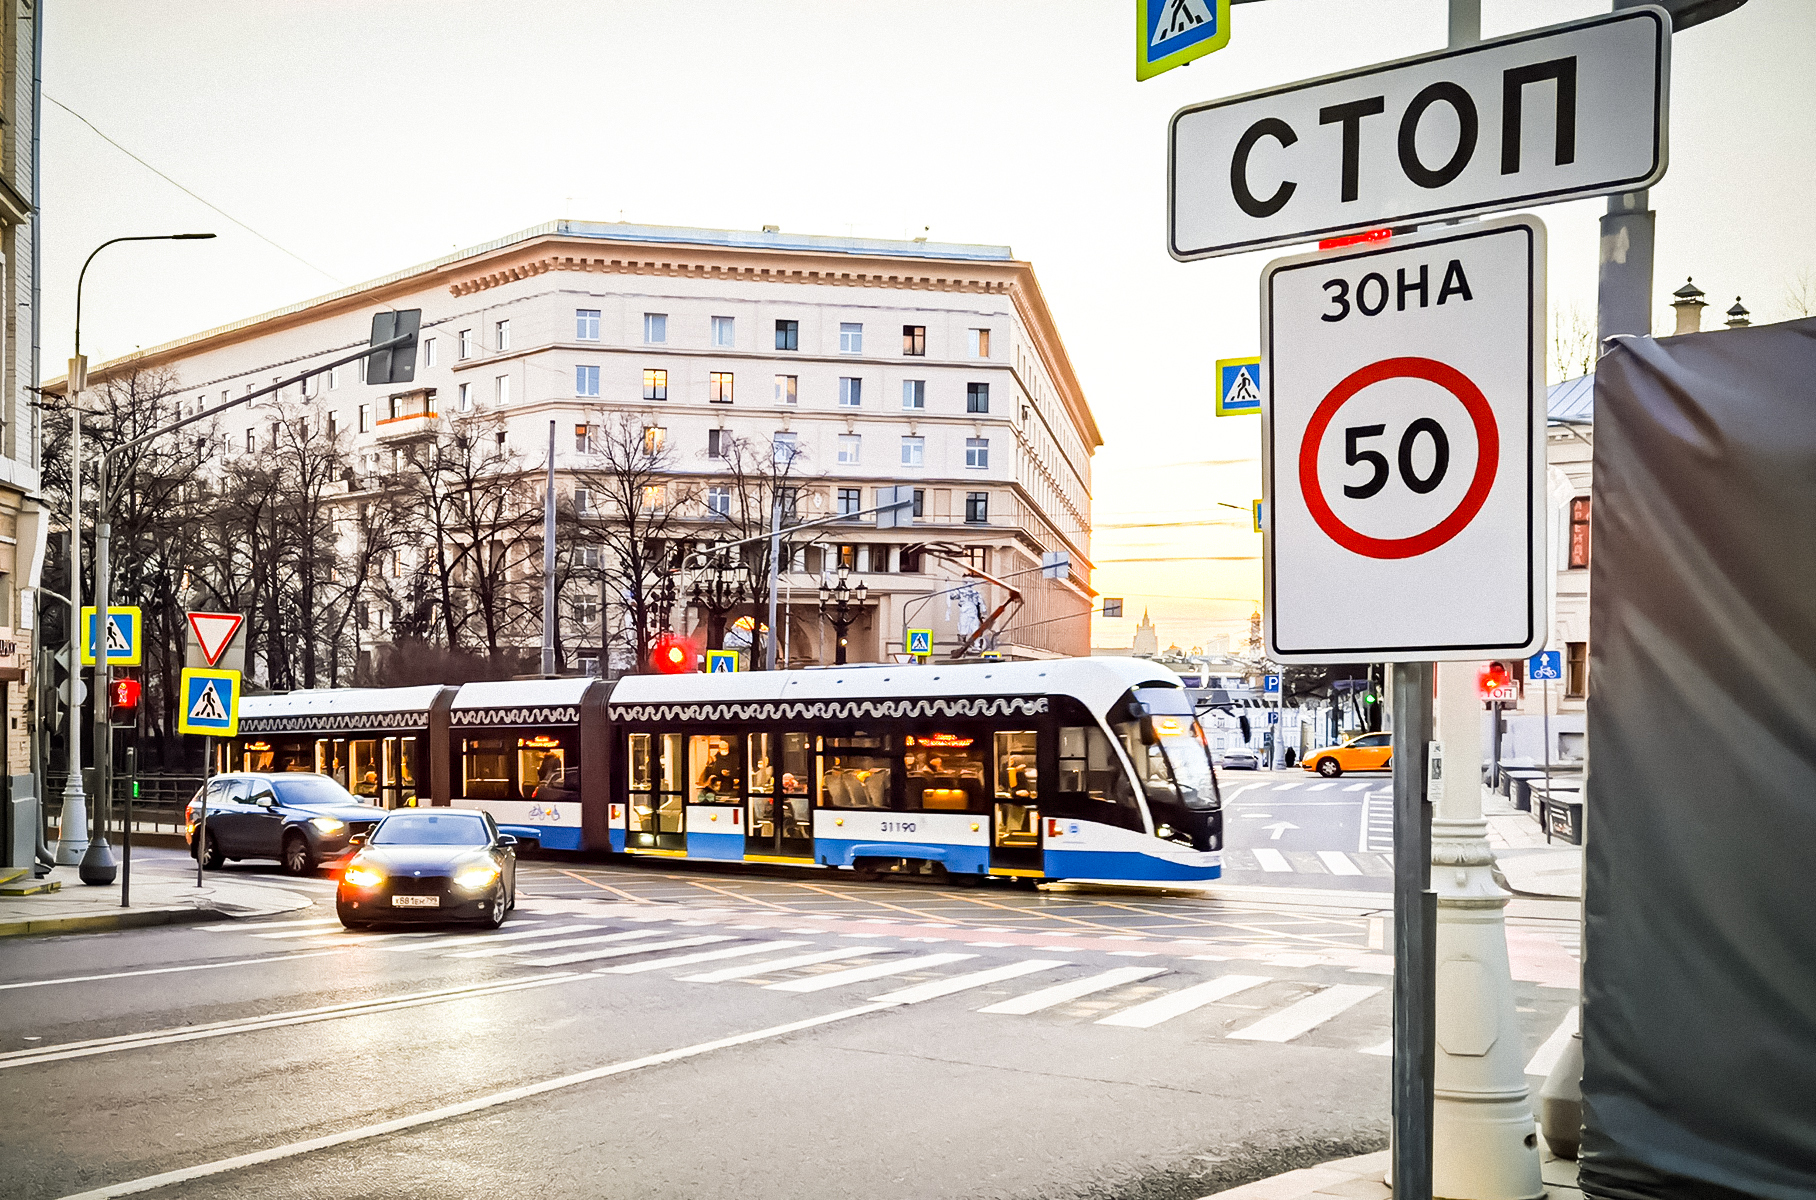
[226,657,1222,884]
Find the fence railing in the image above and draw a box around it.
[43,773,203,834]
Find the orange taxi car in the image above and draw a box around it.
[1301,732,1392,778]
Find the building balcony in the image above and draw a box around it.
[374,389,440,444]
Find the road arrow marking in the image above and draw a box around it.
[1263,821,1298,840]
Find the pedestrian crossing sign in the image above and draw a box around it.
[1137,0,1231,81]
[1216,357,1262,417]
[906,628,933,657]
[79,606,143,666]
[178,667,241,737]
[706,650,738,673]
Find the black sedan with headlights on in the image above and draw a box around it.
[186,773,386,875]
[337,809,518,929]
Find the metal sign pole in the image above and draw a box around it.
[1392,661,1436,1199]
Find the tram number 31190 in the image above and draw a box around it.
[878,820,919,834]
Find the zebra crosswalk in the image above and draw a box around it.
[1225,847,1388,876]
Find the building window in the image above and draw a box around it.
[775,319,798,351]
[327,411,339,439]
[706,486,732,518]
[902,325,926,356]
[644,313,667,344]
[357,357,367,384]
[421,337,437,368]
[329,366,341,390]
[965,437,989,469]
[358,404,371,433]
[643,368,668,401]
[902,379,925,410]
[837,434,861,465]
[772,431,798,466]
[900,436,924,467]
[576,365,600,397]
[495,319,510,351]
[458,383,472,412]
[969,328,991,358]
[1566,642,1589,698]
[245,429,256,454]
[1568,496,1591,569]
[458,329,474,359]
[574,487,593,514]
[386,394,403,421]
[576,423,599,453]
[839,322,863,354]
[496,375,511,405]
[710,372,734,404]
[965,491,989,524]
[967,382,990,414]
[707,428,730,459]
[578,545,602,569]
[779,486,800,522]
[641,483,665,510]
[642,425,666,453]
[577,309,600,340]
[837,487,861,518]
[712,315,735,347]
[775,374,797,405]
[912,488,924,518]
[573,598,599,628]
[838,377,862,407]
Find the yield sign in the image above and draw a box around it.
[187,612,245,667]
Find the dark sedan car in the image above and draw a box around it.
[187,773,386,875]
[337,810,518,930]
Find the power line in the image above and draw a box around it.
[47,94,344,285]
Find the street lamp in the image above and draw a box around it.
[817,563,868,666]
[64,233,214,884]
[688,539,748,652]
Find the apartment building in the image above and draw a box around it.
[74,221,1099,674]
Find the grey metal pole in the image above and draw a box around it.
[1597,190,1656,343]
[542,420,556,677]
[55,372,87,865]
[1391,662,1436,1199]
[79,450,116,885]
[765,495,782,671]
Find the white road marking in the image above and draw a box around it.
[978,966,1165,1015]
[599,941,808,975]
[1525,1007,1580,1078]
[0,950,345,993]
[381,924,604,953]
[1310,782,1338,791]
[1271,781,1304,791]
[452,930,662,959]
[199,918,340,933]
[679,945,886,982]
[1223,783,1268,804]
[1317,851,1363,876]
[1346,783,1368,792]
[1096,974,1271,1028]
[50,1001,899,1200]
[766,952,975,993]
[868,959,1067,1005]
[1253,848,1293,872]
[1227,984,1382,1042]
[0,974,586,1071]
[517,934,733,967]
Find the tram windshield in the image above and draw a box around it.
[1121,688,1221,811]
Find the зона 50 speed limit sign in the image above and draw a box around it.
[1260,215,1546,663]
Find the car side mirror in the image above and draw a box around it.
[253,795,276,807]
[496,835,517,849]
[349,833,367,846]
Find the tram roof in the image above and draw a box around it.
[239,685,449,719]
[609,656,1183,714]
[448,677,599,709]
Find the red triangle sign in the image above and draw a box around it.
[188,612,245,667]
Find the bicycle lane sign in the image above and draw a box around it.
[1260,214,1547,663]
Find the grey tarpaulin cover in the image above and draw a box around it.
[1581,318,1816,1200]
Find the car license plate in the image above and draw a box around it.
[392,895,440,908]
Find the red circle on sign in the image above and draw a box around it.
[1298,356,1499,560]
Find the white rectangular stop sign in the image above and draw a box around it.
[1261,215,1546,663]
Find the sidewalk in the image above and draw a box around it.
[1199,1144,1584,1200]
[0,858,313,938]
[1485,787,1582,901]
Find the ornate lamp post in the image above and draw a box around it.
[689,539,748,651]
[817,564,868,665]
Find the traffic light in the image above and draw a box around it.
[650,634,695,675]
[1478,661,1517,699]
[110,678,142,710]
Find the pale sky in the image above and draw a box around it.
[43,0,1816,653]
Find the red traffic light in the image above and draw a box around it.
[110,678,142,710]
[651,634,695,675]
[1478,662,1514,698]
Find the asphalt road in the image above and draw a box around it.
[0,847,1578,1200]
[1219,767,1395,892]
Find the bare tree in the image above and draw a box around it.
[1784,267,1816,320]
[709,430,808,670]
[1550,302,1598,383]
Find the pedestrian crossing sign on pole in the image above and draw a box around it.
[79,606,143,666]
[1137,0,1232,81]
[906,628,933,659]
[178,668,241,737]
[706,650,738,674]
[1216,357,1262,416]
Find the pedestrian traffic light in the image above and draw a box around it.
[110,677,141,710]
[1478,661,1516,699]
[651,634,695,675]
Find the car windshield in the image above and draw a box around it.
[371,814,490,846]
[269,775,358,806]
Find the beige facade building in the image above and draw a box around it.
[74,221,1099,678]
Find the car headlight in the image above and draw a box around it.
[454,864,501,890]
[342,865,386,888]
[310,817,347,835]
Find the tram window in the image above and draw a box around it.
[658,734,686,833]
[1057,725,1142,818]
[628,734,655,834]
[690,734,743,805]
[265,739,312,772]
[904,732,984,811]
[994,731,1038,801]
[399,738,419,805]
[463,737,511,801]
[520,735,568,799]
[747,733,776,796]
[242,741,275,772]
[823,736,893,809]
[351,740,381,797]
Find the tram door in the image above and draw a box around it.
[991,730,1042,870]
[625,733,687,850]
[744,732,814,860]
